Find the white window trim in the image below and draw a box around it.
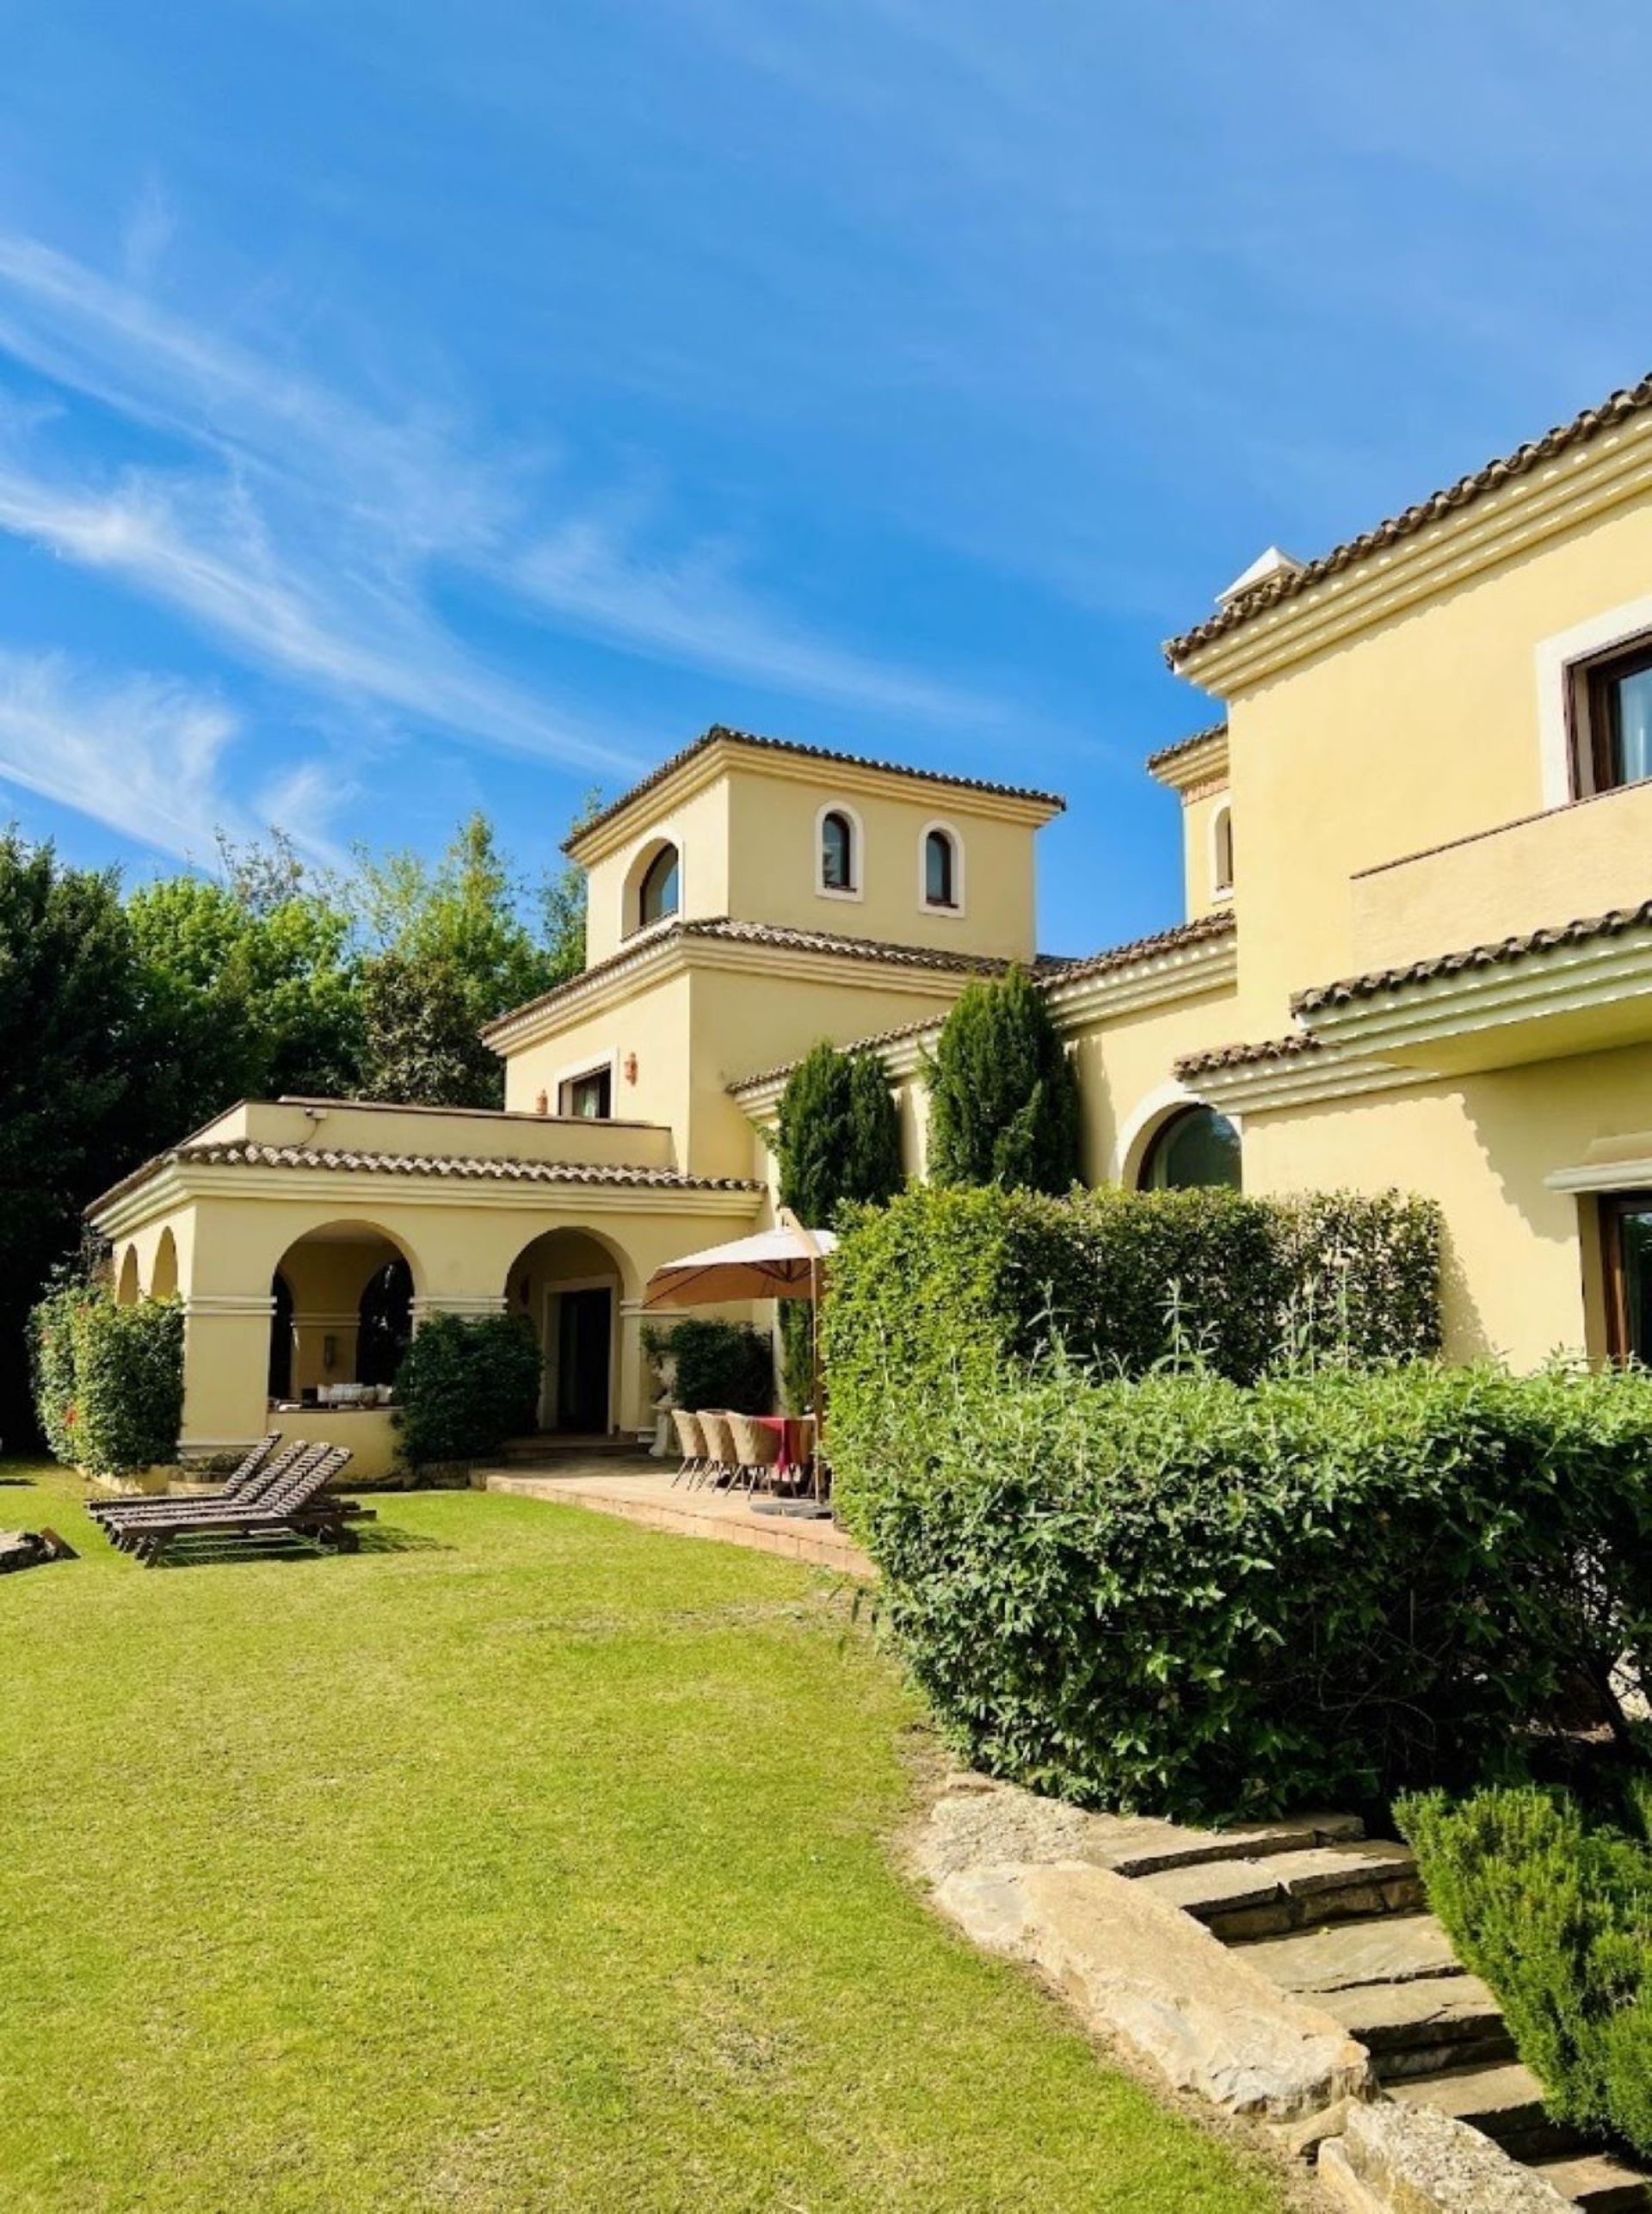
[1209,800,1234,901]
[1535,593,1652,807]
[1113,1081,1243,1189]
[552,1049,621,1119]
[814,799,864,903]
[917,818,965,917]
[625,827,685,938]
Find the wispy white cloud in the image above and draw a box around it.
[0,647,348,865]
[0,226,996,801]
[515,501,991,718]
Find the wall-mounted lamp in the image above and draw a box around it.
[323,1333,338,1373]
[623,1053,638,1086]
[535,1088,549,1116]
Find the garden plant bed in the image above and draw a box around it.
[915,1773,1652,2211]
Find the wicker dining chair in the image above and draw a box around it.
[670,1408,707,1488]
[727,1413,783,1496]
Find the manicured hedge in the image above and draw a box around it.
[832,1358,1652,1820]
[824,1184,1441,1431]
[1398,1786,1652,2156]
[642,1317,774,1416]
[393,1311,541,1470]
[28,1283,184,1478]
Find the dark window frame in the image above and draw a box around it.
[1600,1189,1652,1362]
[924,828,958,909]
[821,809,856,892]
[1571,635,1652,797]
[1138,1102,1243,1193]
[559,1064,614,1120]
[636,842,681,928]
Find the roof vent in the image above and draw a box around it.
[1217,545,1303,607]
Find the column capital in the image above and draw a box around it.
[185,1292,276,1319]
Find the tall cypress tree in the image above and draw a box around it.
[924,968,1082,1193]
[773,1042,903,1407]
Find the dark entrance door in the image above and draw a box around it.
[1603,1192,1652,1362]
[556,1287,613,1433]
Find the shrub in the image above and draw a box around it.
[1398,1786,1652,2155]
[642,1318,773,1415]
[28,1282,184,1478]
[924,970,1081,1194]
[393,1311,541,1469]
[824,1184,1439,1431]
[832,1357,1652,1821]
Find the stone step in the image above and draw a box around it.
[1392,2060,1582,2162]
[1314,1970,1515,2081]
[1135,1839,1422,1940]
[1532,2150,1652,2211]
[1233,1909,1464,1995]
[1082,1810,1366,1879]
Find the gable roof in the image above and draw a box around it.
[1165,373,1652,666]
[564,724,1065,855]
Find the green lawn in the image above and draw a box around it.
[0,1463,1287,2214]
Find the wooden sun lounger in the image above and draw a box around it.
[119,1446,364,1567]
[89,1434,286,1526]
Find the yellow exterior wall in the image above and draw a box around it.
[1220,494,1652,1030]
[502,972,695,1150]
[582,778,732,965]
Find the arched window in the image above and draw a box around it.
[358,1257,414,1386]
[638,843,680,928]
[1140,1103,1242,1191]
[1212,804,1234,897]
[821,808,855,893]
[923,827,959,910]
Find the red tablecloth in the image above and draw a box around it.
[750,1414,815,1471]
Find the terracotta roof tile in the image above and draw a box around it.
[1175,1033,1322,1081]
[565,724,1064,853]
[481,914,1026,1042]
[1165,373,1652,665]
[89,1141,758,1215]
[1291,897,1652,1015]
[1144,721,1228,774]
[730,913,1235,1093]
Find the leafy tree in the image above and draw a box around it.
[348,812,589,1105]
[924,968,1081,1194]
[357,948,502,1108]
[774,1041,903,1407]
[0,833,160,1442]
[126,866,363,1127]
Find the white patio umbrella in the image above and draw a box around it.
[643,1211,835,1448]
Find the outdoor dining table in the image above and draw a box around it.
[750,1414,817,1486]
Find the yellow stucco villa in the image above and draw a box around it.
[90,371,1652,1475]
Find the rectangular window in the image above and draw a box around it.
[558,1066,613,1119]
[1601,1192,1652,1361]
[1575,642,1652,795]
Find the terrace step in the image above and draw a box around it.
[1134,1839,1422,1940]
[1078,1809,1366,1879]
[1312,1970,1514,2081]
[1532,2150,1652,2211]
[1231,1909,1463,1995]
[1391,2060,1582,2162]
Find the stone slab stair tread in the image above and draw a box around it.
[1315,1967,1517,2079]
[1392,2059,1581,2161]
[1135,1839,1421,1934]
[1532,2149,1652,2211]
[1087,1810,1366,1878]
[1230,1909,1463,1994]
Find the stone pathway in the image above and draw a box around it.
[478,1454,872,1576]
[915,1777,1652,2211]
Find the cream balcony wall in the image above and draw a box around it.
[1219,494,1652,1032]
[1350,779,1652,975]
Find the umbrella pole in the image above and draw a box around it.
[809,1254,825,1501]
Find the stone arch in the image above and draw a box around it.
[504,1225,634,1435]
[151,1226,179,1301]
[267,1218,422,1404]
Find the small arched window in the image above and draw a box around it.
[923,828,959,909]
[1140,1104,1242,1192]
[1212,805,1234,897]
[638,843,680,928]
[821,809,855,892]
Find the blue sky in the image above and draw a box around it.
[3,2,1651,953]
